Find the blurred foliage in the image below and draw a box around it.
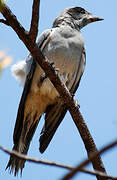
[0,0,5,13]
[0,51,12,74]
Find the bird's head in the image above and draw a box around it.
[53,7,103,30]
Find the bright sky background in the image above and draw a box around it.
[0,0,117,180]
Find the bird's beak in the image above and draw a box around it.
[87,14,104,23]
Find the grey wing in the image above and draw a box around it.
[70,47,86,95]
[13,29,52,143]
[39,48,86,153]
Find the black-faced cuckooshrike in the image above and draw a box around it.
[6,7,103,175]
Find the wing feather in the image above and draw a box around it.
[13,30,52,143]
[39,48,86,153]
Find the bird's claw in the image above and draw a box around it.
[74,99,80,108]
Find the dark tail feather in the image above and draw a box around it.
[39,102,67,153]
[6,115,40,176]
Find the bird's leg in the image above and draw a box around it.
[37,73,47,87]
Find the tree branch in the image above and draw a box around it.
[0,18,9,25]
[29,0,40,43]
[62,140,117,180]
[0,1,107,179]
[0,145,116,179]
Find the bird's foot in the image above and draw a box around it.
[74,99,80,108]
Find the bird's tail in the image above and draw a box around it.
[39,100,67,153]
[6,113,41,176]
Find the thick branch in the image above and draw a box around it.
[0,145,116,180]
[29,0,40,43]
[62,140,117,180]
[0,1,107,179]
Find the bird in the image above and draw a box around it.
[6,6,103,176]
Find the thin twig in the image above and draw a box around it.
[0,1,107,179]
[62,140,117,180]
[0,145,117,179]
[29,0,40,43]
[82,169,117,180]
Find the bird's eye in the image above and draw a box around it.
[79,8,85,14]
[80,9,85,13]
